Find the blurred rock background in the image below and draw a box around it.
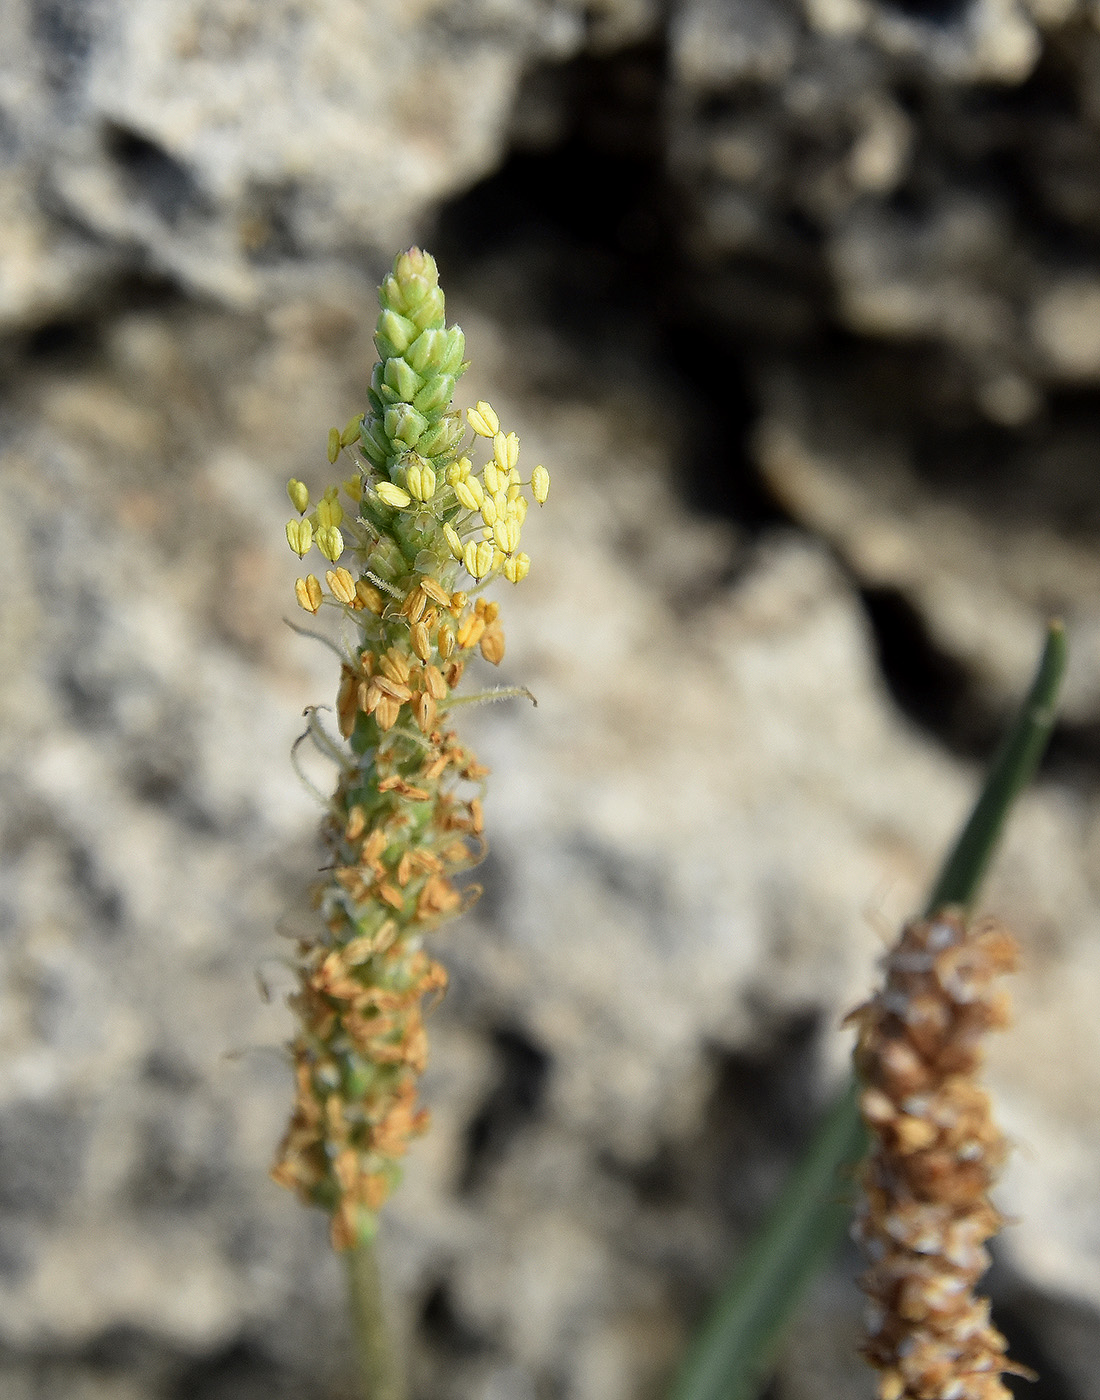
[2,0,1100,1397]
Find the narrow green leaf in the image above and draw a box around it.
[926,618,1066,913]
[668,619,1067,1400]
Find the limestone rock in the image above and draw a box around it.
[2,280,1098,1395]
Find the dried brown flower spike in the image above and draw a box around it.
[848,908,1035,1400]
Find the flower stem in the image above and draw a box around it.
[346,1236,406,1400]
[667,619,1067,1400]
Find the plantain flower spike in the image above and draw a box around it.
[848,908,1036,1400]
[272,248,544,1251]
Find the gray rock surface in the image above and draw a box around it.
[0,0,655,329]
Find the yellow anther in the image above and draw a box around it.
[507,481,521,502]
[467,401,499,437]
[295,574,323,612]
[340,413,364,448]
[493,430,520,471]
[314,497,344,529]
[493,518,520,554]
[454,477,484,511]
[316,525,344,562]
[402,587,427,624]
[457,613,487,649]
[463,539,494,580]
[423,664,448,699]
[437,627,455,660]
[443,523,464,559]
[445,456,472,486]
[421,577,450,606]
[376,481,411,509]
[476,540,495,577]
[483,462,503,495]
[406,462,436,501]
[286,518,313,557]
[326,567,357,605]
[411,621,432,660]
[287,479,310,514]
[343,475,362,501]
[480,495,498,527]
[379,648,411,685]
[355,580,384,613]
[327,427,341,463]
[480,626,505,666]
[531,465,550,504]
[503,552,530,583]
[323,485,339,502]
[509,495,528,525]
[493,488,509,517]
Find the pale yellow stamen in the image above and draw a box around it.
[446,457,472,485]
[326,568,357,605]
[376,481,411,509]
[287,479,310,514]
[531,465,550,504]
[295,575,323,612]
[286,518,313,557]
[355,580,384,613]
[454,477,484,511]
[316,525,344,563]
[340,414,364,448]
[406,462,436,502]
[493,431,520,471]
[421,577,450,606]
[493,519,519,554]
[314,497,344,529]
[411,621,432,661]
[463,540,494,580]
[467,401,499,437]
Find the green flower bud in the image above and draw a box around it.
[359,418,389,467]
[392,247,436,295]
[366,535,404,580]
[384,357,424,402]
[439,327,466,376]
[375,309,417,359]
[380,273,404,314]
[385,404,428,449]
[408,286,445,332]
[405,328,445,373]
[413,374,456,416]
[417,416,463,459]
